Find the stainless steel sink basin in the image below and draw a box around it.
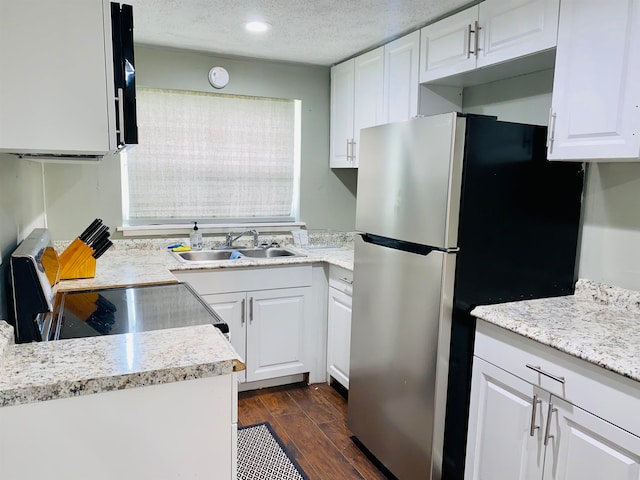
[174,247,304,262]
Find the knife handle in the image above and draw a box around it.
[79,218,102,242]
[93,240,113,259]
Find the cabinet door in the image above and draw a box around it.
[326,287,352,389]
[0,0,115,155]
[383,31,420,123]
[465,357,547,480]
[246,287,312,382]
[477,0,559,69]
[330,59,355,168]
[543,395,640,480]
[353,47,384,167]
[548,0,640,161]
[202,292,247,383]
[419,6,479,83]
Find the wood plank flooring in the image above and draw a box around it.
[238,381,393,480]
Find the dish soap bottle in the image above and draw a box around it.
[190,222,203,250]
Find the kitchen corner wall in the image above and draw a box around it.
[42,45,357,241]
[0,153,46,320]
[579,164,640,291]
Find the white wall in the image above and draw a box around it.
[43,46,358,240]
[0,153,46,319]
[579,163,640,290]
[462,69,553,125]
[462,70,640,291]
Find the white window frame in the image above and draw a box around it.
[119,88,303,236]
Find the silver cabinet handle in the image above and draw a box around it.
[116,87,125,147]
[346,139,351,162]
[249,297,254,322]
[467,21,480,57]
[474,20,481,57]
[241,298,246,325]
[351,140,356,163]
[339,276,353,285]
[544,401,557,447]
[547,109,557,154]
[526,364,565,384]
[529,394,542,437]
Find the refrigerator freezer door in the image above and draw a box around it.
[355,113,465,249]
[348,235,455,480]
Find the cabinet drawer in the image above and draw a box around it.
[475,320,640,438]
[329,265,353,296]
[173,265,312,295]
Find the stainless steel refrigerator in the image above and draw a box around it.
[347,112,584,480]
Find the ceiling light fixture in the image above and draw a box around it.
[244,21,271,33]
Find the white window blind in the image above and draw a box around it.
[122,87,300,224]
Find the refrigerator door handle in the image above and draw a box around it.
[360,233,459,255]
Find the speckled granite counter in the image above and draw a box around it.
[55,243,354,293]
[1,236,353,408]
[0,323,242,407]
[471,279,640,382]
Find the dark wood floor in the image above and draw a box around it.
[238,381,392,480]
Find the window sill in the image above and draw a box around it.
[117,222,306,237]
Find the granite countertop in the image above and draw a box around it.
[0,236,353,408]
[55,243,354,293]
[472,279,640,382]
[0,324,243,407]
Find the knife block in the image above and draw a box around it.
[58,238,96,280]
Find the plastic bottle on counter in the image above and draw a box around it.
[190,222,203,250]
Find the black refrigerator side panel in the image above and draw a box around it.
[442,116,584,480]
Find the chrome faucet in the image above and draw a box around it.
[225,229,259,248]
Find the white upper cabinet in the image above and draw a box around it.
[353,47,385,165]
[331,38,420,169]
[477,0,559,68]
[383,31,421,123]
[420,0,559,84]
[548,0,640,161]
[420,7,479,83]
[330,59,356,168]
[0,0,135,158]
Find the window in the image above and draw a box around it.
[121,87,301,226]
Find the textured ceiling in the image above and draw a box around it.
[126,0,473,66]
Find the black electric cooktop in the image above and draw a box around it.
[50,282,228,340]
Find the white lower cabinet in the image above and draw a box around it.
[174,266,314,385]
[466,357,547,480]
[206,288,311,383]
[327,287,352,388]
[0,374,236,479]
[326,265,353,389]
[466,320,640,480]
[546,395,640,480]
[245,287,311,382]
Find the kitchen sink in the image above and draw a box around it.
[174,247,304,262]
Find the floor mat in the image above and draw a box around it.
[238,422,310,480]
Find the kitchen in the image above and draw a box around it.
[1,0,640,479]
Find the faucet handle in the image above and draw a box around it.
[251,229,260,247]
